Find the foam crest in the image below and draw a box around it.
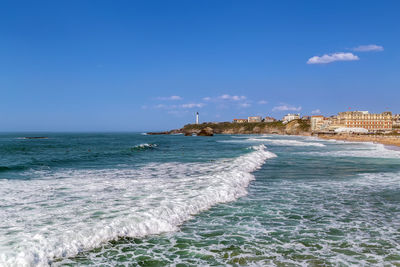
[0,145,276,266]
[220,138,326,147]
[299,143,400,159]
[131,143,158,151]
[247,138,326,147]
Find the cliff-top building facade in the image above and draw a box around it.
[248,116,262,123]
[264,116,277,123]
[282,113,300,123]
[233,119,248,123]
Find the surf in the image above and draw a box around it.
[0,144,276,266]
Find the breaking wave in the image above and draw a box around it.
[220,137,326,147]
[130,143,158,151]
[0,145,276,266]
[298,143,400,159]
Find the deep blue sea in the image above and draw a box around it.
[1,133,400,266]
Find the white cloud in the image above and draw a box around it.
[311,109,321,114]
[219,94,246,101]
[239,103,251,108]
[258,100,268,105]
[157,95,183,101]
[203,97,212,101]
[272,104,302,112]
[155,104,167,109]
[181,103,205,109]
[307,52,359,64]
[353,44,383,52]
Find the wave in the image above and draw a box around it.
[247,138,326,147]
[220,138,326,147]
[130,143,158,151]
[0,145,276,266]
[297,143,400,159]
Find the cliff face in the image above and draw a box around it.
[181,120,311,136]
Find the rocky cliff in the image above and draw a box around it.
[180,120,311,136]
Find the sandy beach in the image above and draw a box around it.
[317,134,400,147]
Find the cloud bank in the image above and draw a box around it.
[272,104,302,112]
[181,103,205,108]
[307,52,359,64]
[219,94,246,101]
[353,44,383,52]
[157,95,183,101]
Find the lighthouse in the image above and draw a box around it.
[196,112,199,124]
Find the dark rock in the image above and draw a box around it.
[146,131,170,135]
[197,127,214,136]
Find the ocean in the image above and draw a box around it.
[0,133,400,266]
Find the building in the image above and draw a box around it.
[282,113,300,123]
[311,115,324,132]
[336,111,393,132]
[233,119,248,123]
[195,112,199,124]
[301,116,311,121]
[264,116,277,123]
[393,114,400,128]
[248,116,262,123]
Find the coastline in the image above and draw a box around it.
[316,133,400,147]
[150,120,400,148]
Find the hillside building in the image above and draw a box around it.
[233,119,248,123]
[264,116,277,123]
[282,113,300,123]
[248,116,262,123]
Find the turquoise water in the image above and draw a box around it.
[1,133,400,266]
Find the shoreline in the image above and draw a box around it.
[316,134,400,148]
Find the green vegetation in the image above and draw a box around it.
[183,121,286,133]
[294,119,311,132]
[181,119,313,135]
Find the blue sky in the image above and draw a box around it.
[1,0,399,131]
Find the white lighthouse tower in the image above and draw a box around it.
[196,112,199,124]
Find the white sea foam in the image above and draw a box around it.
[298,143,400,159]
[132,143,158,149]
[247,138,326,147]
[220,138,326,147]
[0,145,276,266]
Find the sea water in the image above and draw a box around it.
[0,133,399,266]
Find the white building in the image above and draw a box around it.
[248,116,262,123]
[282,113,300,123]
[393,114,400,128]
[311,115,324,132]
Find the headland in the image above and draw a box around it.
[148,119,400,147]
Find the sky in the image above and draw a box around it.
[1,0,399,131]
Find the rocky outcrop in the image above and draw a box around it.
[284,120,311,136]
[146,131,170,135]
[180,120,310,136]
[147,120,312,137]
[147,129,183,135]
[197,127,214,136]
